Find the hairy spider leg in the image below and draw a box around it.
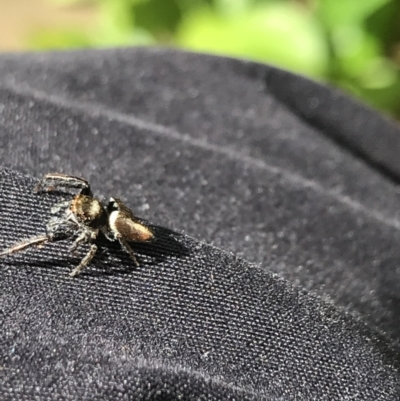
[51,201,103,275]
[69,234,99,277]
[0,211,82,262]
[35,173,93,196]
[118,237,140,267]
[0,235,49,257]
[69,228,98,253]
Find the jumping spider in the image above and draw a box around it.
[0,173,154,276]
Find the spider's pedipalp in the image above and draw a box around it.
[46,215,76,241]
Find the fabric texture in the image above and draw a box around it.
[0,48,400,400]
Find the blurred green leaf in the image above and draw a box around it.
[98,0,136,33]
[332,26,382,75]
[176,3,329,78]
[359,76,400,116]
[29,29,92,50]
[360,57,398,88]
[134,0,181,35]
[213,0,253,16]
[317,0,392,29]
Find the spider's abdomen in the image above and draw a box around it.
[109,210,153,242]
[70,195,108,229]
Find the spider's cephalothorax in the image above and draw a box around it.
[0,173,154,277]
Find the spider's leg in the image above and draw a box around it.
[0,215,77,261]
[69,243,98,277]
[69,229,94,253]
[101,225,115,242]
[118,237,140,267]
[69,232,88,253]
[35,173,92,196]
[0,235,49,257]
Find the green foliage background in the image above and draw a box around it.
[35,0,400,118]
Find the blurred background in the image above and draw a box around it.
[1,0,400,118]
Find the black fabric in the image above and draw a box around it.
[0,48,400,400]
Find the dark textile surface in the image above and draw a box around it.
[0,48,400,400]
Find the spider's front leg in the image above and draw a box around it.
[35,173,93,197]
[0,205,79,261]
[69,229,99,277]
[69,227,96,253]
[0,235,49,258]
